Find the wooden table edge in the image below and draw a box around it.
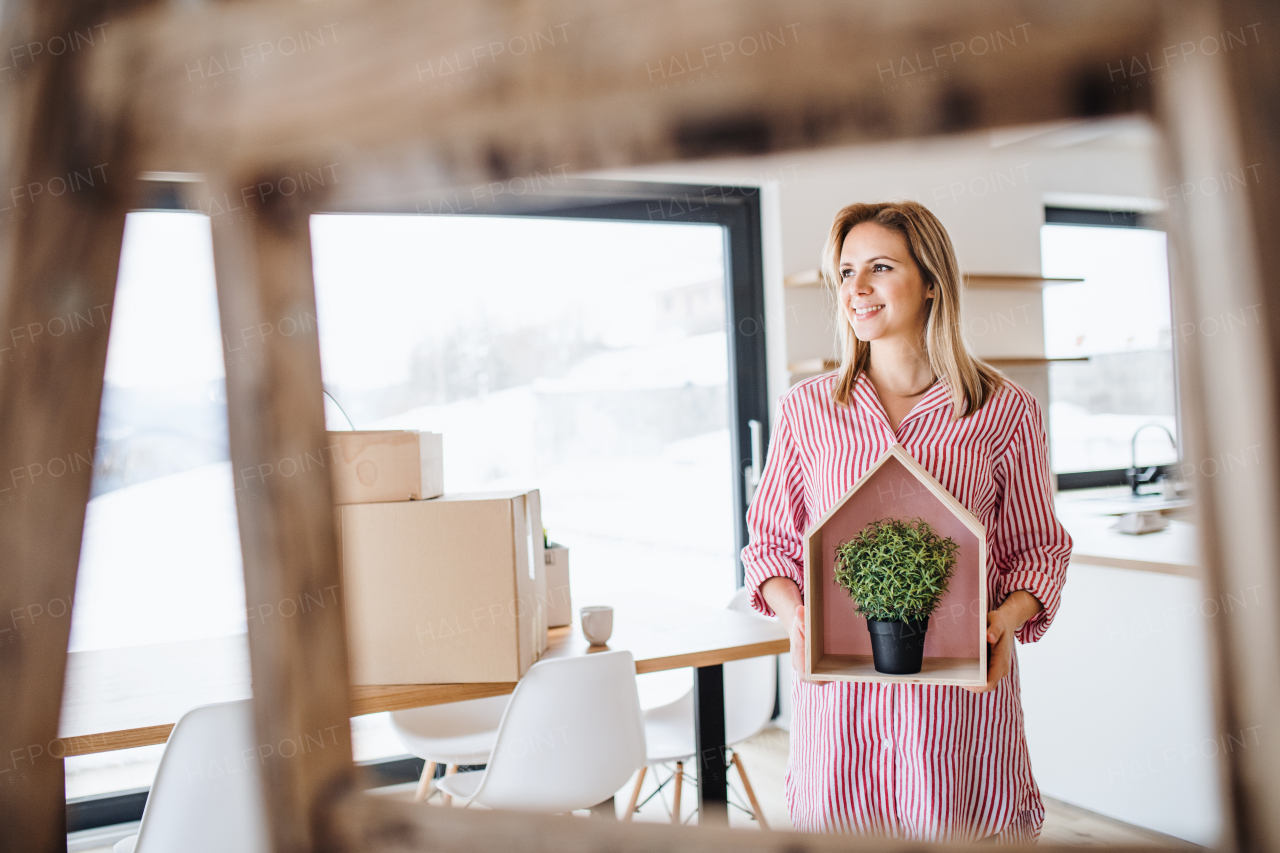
[59,638,791,756]
[58,724,176,757]
[632,639,790,673]
[1071,552,1199,578]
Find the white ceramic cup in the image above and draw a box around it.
[580,605,614,645]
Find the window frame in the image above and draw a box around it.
[1042,206,1181,490]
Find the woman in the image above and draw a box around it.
[744,201,1071,843]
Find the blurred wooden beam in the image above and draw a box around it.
[1156,1,1280,850]
[0,2,144,851]
[325,790,1180,853]
[205,172,355,852]
[85,0,1161,191]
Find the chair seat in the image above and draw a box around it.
[394,728,497,766]
[113,836,138,853]
[391,694,509,765]
[436,769,484,802]
[642,691,696,764]
[445,651,645,813]
[635,669,693,710]
[644,716,696,764]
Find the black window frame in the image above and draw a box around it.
[1042,205,1180,490]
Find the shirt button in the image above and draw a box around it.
[882,739,892,750]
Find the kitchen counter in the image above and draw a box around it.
[1055,487,1198,578]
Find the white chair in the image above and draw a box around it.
[113,699,270,853]
[390,694,510,803]
[436,650,646,814]
[623,588,778,826]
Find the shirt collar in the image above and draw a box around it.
[853,372,953,434]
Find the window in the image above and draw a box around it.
[66,182,768,805]
[68,210,243,799]
[311,214,739,609]
[1040,207,1178,483]
[308,189,769,763]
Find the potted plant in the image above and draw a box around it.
[834,518,959,675]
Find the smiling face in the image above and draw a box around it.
[838,222,935,344]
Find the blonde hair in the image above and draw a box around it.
[822,200,1002,417]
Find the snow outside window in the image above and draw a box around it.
[1040,223,1179,474]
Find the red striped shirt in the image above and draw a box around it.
[743,371,1071,842]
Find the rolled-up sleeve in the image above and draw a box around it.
[742,406,809,617]
[991,395,1072,643]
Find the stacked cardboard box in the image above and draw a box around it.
[327,430,444,504]
[328,431,548,684]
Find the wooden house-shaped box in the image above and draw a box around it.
[804,444,988,686]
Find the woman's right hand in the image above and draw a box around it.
[761,576,806,673]
[788,604,806,672]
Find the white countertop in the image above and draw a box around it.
[1055,487,1198,578]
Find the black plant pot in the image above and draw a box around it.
[866,616,930,675]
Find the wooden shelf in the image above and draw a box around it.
[783,269,1082,290]
[809,654,983,686]
[964,273,1083,290]
[788,358,838,375]
[986,357,1088,366]
[783,269,823,288]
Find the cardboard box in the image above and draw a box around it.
[803,444,988,687]
[337,489,548,684]
[543,544,572,628]
[327,430,443,505]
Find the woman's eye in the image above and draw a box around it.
[840,269,853,279]
[873,263,891,272]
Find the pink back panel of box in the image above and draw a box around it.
[819,455,982,658]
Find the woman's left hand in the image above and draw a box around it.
[964,590,1043,695]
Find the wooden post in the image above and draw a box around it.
[206,171,355,852]
[1156,1,1280,849]
[0,3,139,851]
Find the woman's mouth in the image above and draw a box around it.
[854,304,885,319]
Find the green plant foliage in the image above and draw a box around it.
[834,518,959,622]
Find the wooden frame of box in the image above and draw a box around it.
[803,444,988,686]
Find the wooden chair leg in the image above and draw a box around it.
[442,764,457,807]
[671,761,683,824]
[413,760,437,803]
[623,766,647,821]
[731,752,768,830]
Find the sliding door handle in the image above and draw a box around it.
[743,418,763,504]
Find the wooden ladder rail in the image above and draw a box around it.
[0,3,141,851]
